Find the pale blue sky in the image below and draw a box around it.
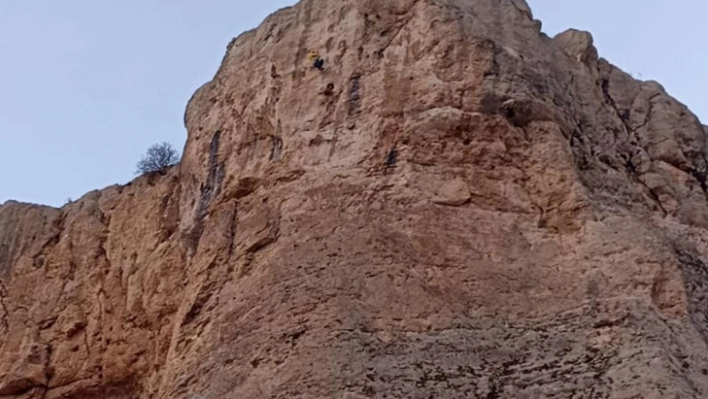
[1,1,706,207]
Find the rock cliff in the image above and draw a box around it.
[2,0,708,398]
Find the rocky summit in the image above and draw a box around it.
[2,0,708,398]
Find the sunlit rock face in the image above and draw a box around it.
[2,0,708,398]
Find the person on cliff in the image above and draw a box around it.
[308,50,325,71]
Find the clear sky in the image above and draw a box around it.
[1,1,706,207]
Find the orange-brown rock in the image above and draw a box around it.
[3,0,708,398]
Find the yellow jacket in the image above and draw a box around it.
[307,50,320,62]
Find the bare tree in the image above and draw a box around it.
[136,142,180,174]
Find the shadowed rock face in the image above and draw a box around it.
[2,0,708,398]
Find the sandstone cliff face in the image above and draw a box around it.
[2,0,708,398]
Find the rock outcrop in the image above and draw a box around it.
[2,0,708,398]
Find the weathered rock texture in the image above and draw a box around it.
[2,0,708,398]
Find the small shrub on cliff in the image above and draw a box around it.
[136,142,180,175]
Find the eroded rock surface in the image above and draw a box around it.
[2,0,708,398]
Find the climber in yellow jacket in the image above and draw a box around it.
[308,50,325,71]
